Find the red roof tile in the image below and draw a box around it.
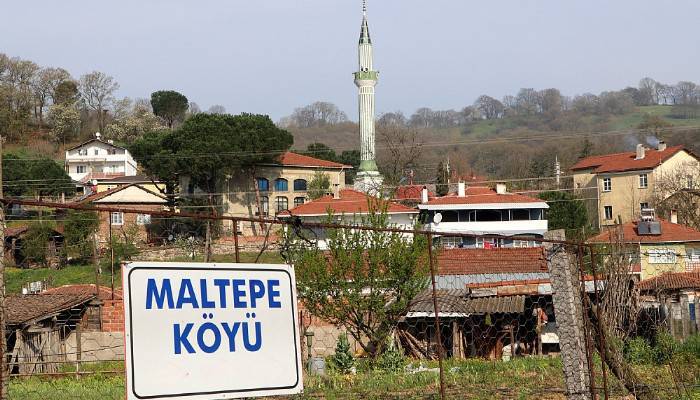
[278,189,417,216]
[42,284,123,300]
[425,187,544,205]
[571,145,688,173]
[394,185,434,201]
[78,172,125,184]
[588,220,700,244]
[276,152,351,169]
[637,272,700,292]
[437,247,548,275]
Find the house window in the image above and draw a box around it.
[256,178,269,192]
[257,196,269,216]
[136,214,152,225]
[603,177,612,192]
[294,179,308,191]
[688,175,695,189]
[94,149,99,155]
[275,196,288,212]
[440,236,462,249]
[294,197,305,207]
[639,174,648,189]
[512,209,530,221]
[640,202,649,210]
[513,240,534,248]
[274,178,288,192]
[604,206,613,220]
[76,165,86,174]
[110,212,124,225]
[108,149,117,155]
[78,149,87,156]
[476,237,501,248]
[648,249,676,264]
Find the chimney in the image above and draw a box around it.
[333,184,340,199]
[457,182,466,197]
[635,144,646,160]
[657,140,667,152]
[421,186,429,204]
[670,209,678,224]
[496,183,507,194]
[95,132,101,140]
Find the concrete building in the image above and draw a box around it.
[277,188,417,249]
[353,1,383,193]
[571,142,699,228]
[65,133,138,186]
[418,183,549,248]
[588,218,700,280]
[218,152,351,236]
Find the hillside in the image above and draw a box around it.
[289,105,700,183]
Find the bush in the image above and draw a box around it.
[624,337,654,365]
[653,331,679,365]
[63,211,99,261]
[375,338,405,372]
[329,334,355,374]
[680,334,700,359]
[21,222,57,268]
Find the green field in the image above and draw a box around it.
[8,355,700,400]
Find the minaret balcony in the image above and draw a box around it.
[354,71,378,81]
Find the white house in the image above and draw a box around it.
[418,183,549,248]
[65,133,138,185]
[277,188,418,249]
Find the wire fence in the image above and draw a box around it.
[2,200,700,399]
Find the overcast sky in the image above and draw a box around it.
[3,0,700,121]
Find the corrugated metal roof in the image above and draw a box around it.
[407,290,525,316]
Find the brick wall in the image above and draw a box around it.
[101,299,125,332]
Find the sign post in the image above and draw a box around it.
[123,262,303,399]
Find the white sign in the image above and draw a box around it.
[123,262,303,399]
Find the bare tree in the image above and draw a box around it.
[638,77,657,105]
[377,111,407,127]
[377,124,423,184]
[79,71,119,131]
[207,104,226,114]
[32,67,71,125]
[651,162,700,230]
[287,101,348,128]
[473,95,504,119]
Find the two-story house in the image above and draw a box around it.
[418,183,549,248]
[588,216,700,280]
[571,141,699,228]
[65,133,138,188]
[208,152,351,235]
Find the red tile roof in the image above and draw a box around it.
[637,272,700,292]
[278,189,417,217]
[437,247,548,275]
[276,152,351,169]
[571,145,688,173]
[42,284,123,300]
[394,185,434,201]
[425,187,544,205]
[78,172,125,184]
[588,220,700,244]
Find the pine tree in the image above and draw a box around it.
[331,334,355,374]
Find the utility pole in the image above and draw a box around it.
[0,135,8,399]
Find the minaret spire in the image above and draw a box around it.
[353,0,383,193]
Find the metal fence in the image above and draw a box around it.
[2,199,700,399]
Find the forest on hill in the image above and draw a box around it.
[1,51,698,186]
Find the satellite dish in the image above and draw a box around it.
[91,179,98,186]
[433,212,443,224]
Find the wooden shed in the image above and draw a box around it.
[5,293,96,375]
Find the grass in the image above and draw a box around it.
[5,264,119,294]
[8,355,699,400]
[5,252,284,294]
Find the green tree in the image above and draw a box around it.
[436,161,449,196]
[2,153,73,198]
[63,211,99,261]
[53,80,80,105]
[22,222,56,268]
[308,171,330,200]
[287,208,429,357]
[303,142,337,162]
[150,90,189,128]
[330,334,355,374]
[538,191,588,235]
[338,150,360,184]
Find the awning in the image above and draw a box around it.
[406,290,526,318]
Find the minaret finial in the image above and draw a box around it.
[362,0,367,15]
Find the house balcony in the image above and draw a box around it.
[425,220,548,236]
